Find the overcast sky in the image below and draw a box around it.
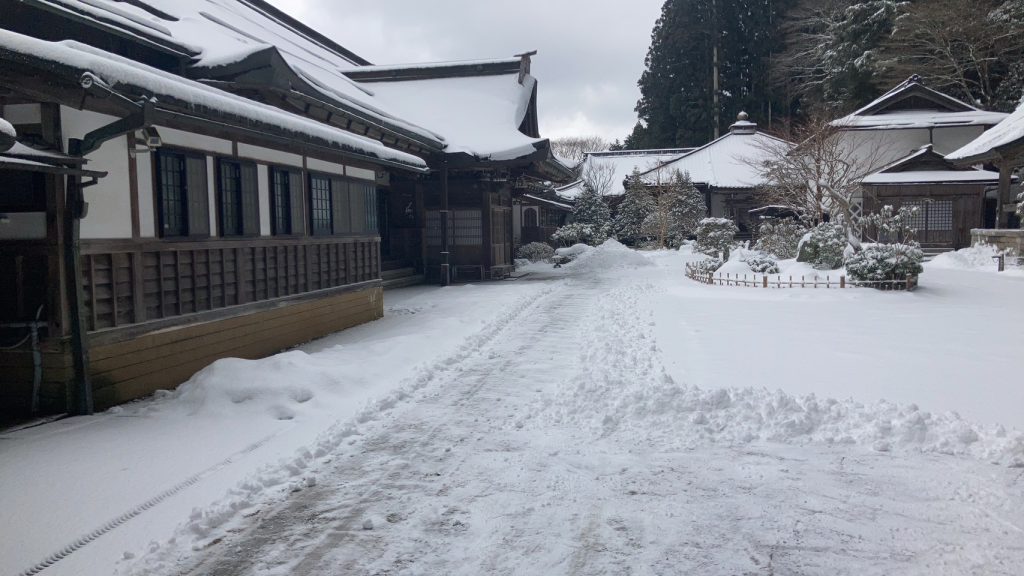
[268,0,665,143]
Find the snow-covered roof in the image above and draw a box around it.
[349,68,543,162]
[0,29,427,170]
[29,0,445,145]
[640,115,791,190]
[946,100,1024,164]
[862,170,1001,184]
[862,144,1001,184]
[554,148,693,200]
[522,194,573,211]
[832,76,1007,131]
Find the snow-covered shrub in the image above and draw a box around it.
[694,217,738,257]
[516,242,554,262]
[753,219,805,259]
[845,243,923,285]
[798,222,847,270]
[551,223,597,247]
[691,257,724,275]
[742,254,780,274]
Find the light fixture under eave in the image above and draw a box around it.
[129,127,162,158]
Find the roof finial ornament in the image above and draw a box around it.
[729,111,756,134]
[910,74,922,84]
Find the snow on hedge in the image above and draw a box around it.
[0,29,426,168]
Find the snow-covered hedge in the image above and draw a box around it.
[845,243,923,284]
[695,218,738,257]
[754,219,804,259]
[798,223,847,270]
[742,254,780,274]
[691,257,724,275]
[516,242,554,262]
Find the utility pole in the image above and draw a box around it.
[712,0,720,139]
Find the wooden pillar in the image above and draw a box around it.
[440,163,450,286]
[997,162,1011,230]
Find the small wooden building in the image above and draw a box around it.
[861,145,1004,249]
[515,193,572,247]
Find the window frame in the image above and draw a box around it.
[155,149,199,239]
[308,172,334,236]
[215,157,259,238]
[270,166,294,236]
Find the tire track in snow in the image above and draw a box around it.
[15,432,280,576]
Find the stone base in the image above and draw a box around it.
[971,229,1024,257]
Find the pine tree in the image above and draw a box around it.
[614,170,657,245]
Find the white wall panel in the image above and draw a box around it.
[257,163,271,236]
[306,157,345,176]
[61,107,133,239]
[237,143,302,167]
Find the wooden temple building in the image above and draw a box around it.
[0,0,570,419]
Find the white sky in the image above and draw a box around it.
[266,0,665,143]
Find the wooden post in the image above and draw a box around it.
[840,275,846,289]
[996,162,1011,229]
[763,276,768,288]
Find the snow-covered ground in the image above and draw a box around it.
[2,242,1023,576]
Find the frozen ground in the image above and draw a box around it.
[2,242,1023,576]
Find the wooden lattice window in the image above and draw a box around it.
[309,174,333,236]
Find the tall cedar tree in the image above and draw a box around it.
[628,0,794,149]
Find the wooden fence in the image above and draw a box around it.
[81,236,380,332]
[685,263,918,291]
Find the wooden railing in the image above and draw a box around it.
[684,263,918,291]
[81,237,380,332]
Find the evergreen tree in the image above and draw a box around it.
[667,171,707,244]
[561,182,611,245]
[631,0,794,148]
[613,170,657,244]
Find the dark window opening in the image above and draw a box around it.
[310,174,333,236]
[159,152,188,237]
[272,168,291,235]
[219,161,243,236]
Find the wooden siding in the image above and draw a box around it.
[863,184,985,249]
[89,284,383,410]
[80,236,380,332]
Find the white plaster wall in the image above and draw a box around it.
[237,143,302,167]
[136,152,156,237]
[61,107,133,239]
[257,163,271,235]
[157,126,233,155]
[932,126,986,156]
[2,103,42,125]
[837,129,931,173]
[346,166,375,181]
[207,156,217,235]
[306,157,345,176]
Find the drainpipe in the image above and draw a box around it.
[440,160,451,286]
[63,73,155,415]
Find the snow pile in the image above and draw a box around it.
[928,244,1004,271]
[538,280,1024,467]
[565,239,654,273]
[0,117,15,138]
[163,351,337,421]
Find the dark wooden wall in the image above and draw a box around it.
[863,184,985,249]
[80,236,380,333]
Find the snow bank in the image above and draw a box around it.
[928,244,1004,271]
[538,278,1024,467]
[565,239,654,273]
[0,117,15,138]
